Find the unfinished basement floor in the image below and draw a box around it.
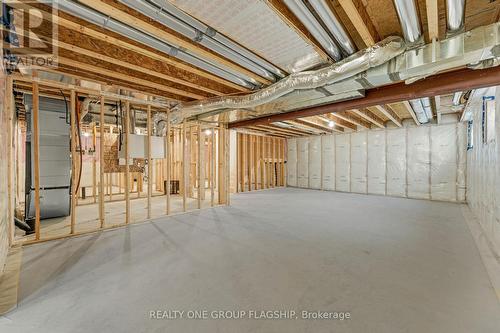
[1,188,499,333]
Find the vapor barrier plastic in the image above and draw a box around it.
[350,132,368,194]
[367,131,386,195]
[287,138,297,187]
[386,129,406,197]
[335,134,350,192]
[407,127,430,199]
[297,137,309,188]
[321,135,335,190]
[286,122,467,203]
[309,136,322,189]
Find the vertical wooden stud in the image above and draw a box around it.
[70,90,76,234]
[166,110,171,215]
[125,101,130,224]
[147,104,152,219]
[182,120,187,212]
[211,129,215,206]
[99,96,105,227]
[32,73,41,240]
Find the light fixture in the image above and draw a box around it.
[83,132,91,137]
[205,129,212,136]
[328,120,335,128]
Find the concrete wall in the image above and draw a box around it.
[287,120,466,202]
[467,86,500,255]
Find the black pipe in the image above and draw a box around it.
[14,217,32,233]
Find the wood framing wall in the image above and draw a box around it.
[6,75,230,246]
[236,133,286,192]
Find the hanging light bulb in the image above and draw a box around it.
[83,132,91,137]
[205,129,212,136]
[328,121,335,128]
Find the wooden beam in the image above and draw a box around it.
[400,101,420,125]
[259,124,310,136]
[323,113,357,131]
[56,57,201,100]
[337,0,379,46]
[70,90,77,234]
[285,120,325,134]
[8,1,245,93]
[373,105,402,127]
[12,74,170,108]
[351,109,385,128]
[32,72,41,240]
[6,76,14,245]
[99,96,105,227]
[125,101,130,224]
[265,0,329,62]
[298,117,340,133]
[57,40,223,97]
[333,111,371,129]
[229,66,500,128]
[248,125,297,138]
[426,0,439,41]
[78,0,270,86]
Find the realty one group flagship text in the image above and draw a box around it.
[149,309,351,320]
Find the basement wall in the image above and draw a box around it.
[467,86,500,255]
[287,119,467,202]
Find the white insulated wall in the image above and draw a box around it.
[467,86,500,255]
[287,123,466,202]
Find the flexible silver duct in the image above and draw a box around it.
[308,0,356,56]
[119,0,284,82]
[393,0,422,44]
[192,23,500,124]
[446,0,466,33]
[170,36,405,123]
[409,100,428,123]
[284,0,342,61]
[58,0,258,89]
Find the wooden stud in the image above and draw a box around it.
[259,136,265,190]
[147,104,152,219]
[197,125,202,209]
[166,110,171,215]
[182,120,187,212]
[99,96,105,228]
[32,72,41,240]
[125,101,130,224]
[70,90,77,234]
[351,109,385,128]
[211,129,215,206]
[92,125,97,203]
[281,139,286,186]
[272,137,276,187]
[247,134,252,192]
[254,136,258,190]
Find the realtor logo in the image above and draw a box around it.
[1,0,58,71]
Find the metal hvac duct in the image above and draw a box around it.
[57,0,258,89]
[308,0,356,56]
[118,0,285,82]
[171,22,500,124]
[284,0,343,61]
[393,0,422,44]
[170,36,405,123]
[446,0,466,33]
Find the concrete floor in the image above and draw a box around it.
[1,188,499,332]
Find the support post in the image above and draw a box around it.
[99,96,105,227]
[197,125,202,209]
[70,90,77,234]
[125,101,130,224]
[211,129,215,206]
[147,104,152,219]
[182,120,187,212]
[32,73,41,240]
[166,109,171,215]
